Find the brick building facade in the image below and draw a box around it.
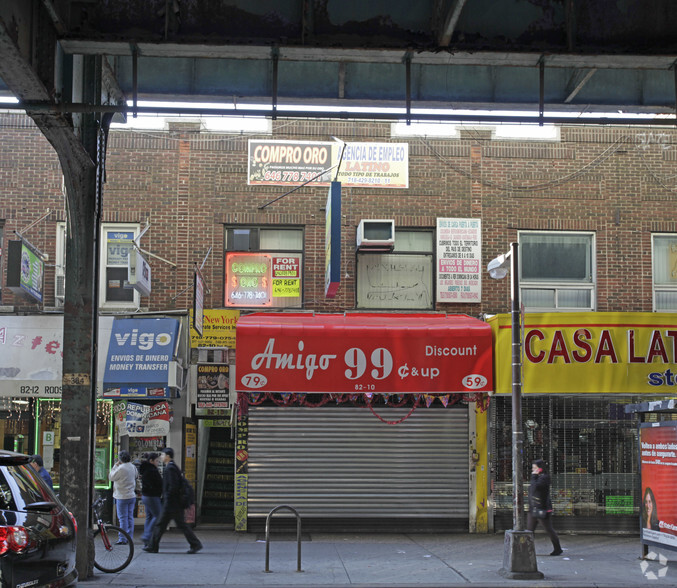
[1,112,676,533]
[2,114,675,315]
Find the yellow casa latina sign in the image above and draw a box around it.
[489,312,677,394]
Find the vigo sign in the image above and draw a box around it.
[235,313,492,394]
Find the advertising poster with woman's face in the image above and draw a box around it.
[641,423,677,549]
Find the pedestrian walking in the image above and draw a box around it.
[527,458,563,556]
[108,450,138,545]
[30,454,53,488]
[139,452,163,548]
[143,447,203,554]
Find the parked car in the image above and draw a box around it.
[0,451,77,588]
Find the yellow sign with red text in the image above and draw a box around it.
[489,312,677,394]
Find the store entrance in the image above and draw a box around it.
[492,395,639,533]
[199,425,234,525]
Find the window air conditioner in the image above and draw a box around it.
[356,219,395,251]
[167,360,185,390]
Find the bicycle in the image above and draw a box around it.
[92,496,134,573]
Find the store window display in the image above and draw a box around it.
[35,399,113,488]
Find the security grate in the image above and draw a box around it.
[492,395,640,520]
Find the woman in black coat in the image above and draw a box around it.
[527,459,563,556]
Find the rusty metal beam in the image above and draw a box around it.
[438,0,469,47]
[564,68,597,103]
[7,100,677,126]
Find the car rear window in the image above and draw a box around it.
[0,465,54,511]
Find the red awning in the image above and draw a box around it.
[235,313,492,394]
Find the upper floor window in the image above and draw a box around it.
[224,226,303,308]
[57,223,140,310]
[652,234,677,312]
[356,229,434,310]
[519,231,595,312]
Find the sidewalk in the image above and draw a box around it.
[80,528,676,587]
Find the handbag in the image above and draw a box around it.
[532,507,548,519]
[531,496,548,519]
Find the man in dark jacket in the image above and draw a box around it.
[527,459,562,556]
[139,452,163,548]
[143,447,203,554]
[30,455,53,489]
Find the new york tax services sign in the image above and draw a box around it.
[235,313,492,394]
[490,312,677,394]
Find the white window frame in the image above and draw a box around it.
[356,229,434,310]
[55,223,67,307]
[100,224,140,310]
[652,233,677,312]
[518,230,596,312]
[57,222,140,310]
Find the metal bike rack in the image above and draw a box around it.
[264,505,303,573]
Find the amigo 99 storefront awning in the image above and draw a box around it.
[235,313,493,394]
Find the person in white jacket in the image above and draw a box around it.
[108,450,138,544]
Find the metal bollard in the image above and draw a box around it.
[264,505,303,573]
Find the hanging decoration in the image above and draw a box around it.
[367,394,420,425]
[249,392,265,405]
[236,391,483,417]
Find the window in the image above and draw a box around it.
[519,231,595,311]
[224,226,303,308]
[102,227,139,307]
[652,234,677,311]
[55,223,66,306]
[56,223,140,310]
[35,399,113,489]
[356,229,434,310]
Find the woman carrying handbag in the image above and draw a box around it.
[527,459,563,556]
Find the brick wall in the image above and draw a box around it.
[2,113,676,316]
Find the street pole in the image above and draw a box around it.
[510,241,524,532]
[493,242,543,580]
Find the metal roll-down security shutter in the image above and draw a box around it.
[248,405,468,527]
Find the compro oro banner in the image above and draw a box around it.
[641,421,677,551]
[236,313,492,394]
[489,312,677,394]
[248,140,409,188]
